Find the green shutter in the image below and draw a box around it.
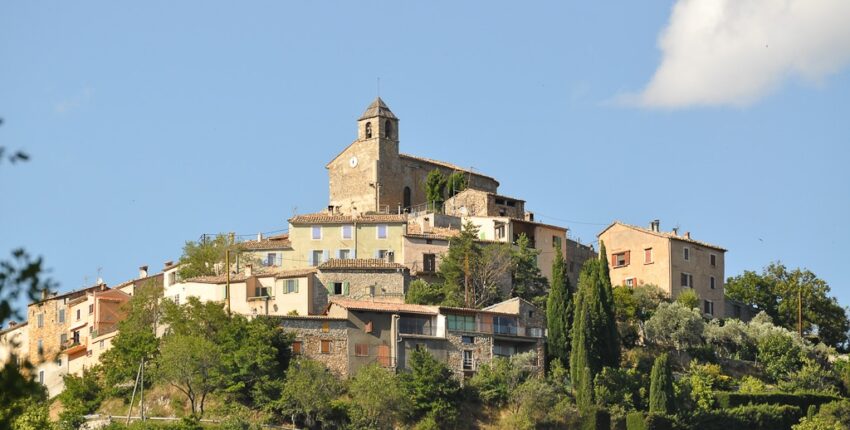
[294,279,299,293]
[343,281,350,296]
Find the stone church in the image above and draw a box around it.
[326,98,500,214]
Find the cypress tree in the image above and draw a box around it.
[598,242,620,367]
[570,260,607,408]
[649,353,674,414]
[546,242,573,367]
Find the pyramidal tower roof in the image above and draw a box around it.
[358,97,397,120]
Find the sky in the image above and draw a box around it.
[2,1,849,316]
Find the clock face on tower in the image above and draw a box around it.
[349,156,358,168]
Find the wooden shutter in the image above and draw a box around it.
[624,251,630,265]
[611,254,617,266]
[343,282,350,296]
[377,345,390,367]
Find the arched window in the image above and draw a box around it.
[403,186,412,209]
[384,120,393,138]
[365,122,372,138]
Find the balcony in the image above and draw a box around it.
[398,318,438,337]
[247,287,273,301]
[448,321,545,339]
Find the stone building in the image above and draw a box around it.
[444,189,526,219]
[316,258,409,304]
[598,220,726,317]
[278,297,545,379]
[326,98,499,214]
[565,238,597,289]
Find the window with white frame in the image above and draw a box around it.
[462,350,474,370]
[376,224,388,239]
[683,247,690,261]
[311,226,322,240]
[681,272,693,288]
[625,278,636,287]
[703,300,714,316]
[285,279,298,294]
[341,225,353,239]
[339,249,352,259]
[58,309,65,324]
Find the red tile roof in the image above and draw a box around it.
[318,259,408,271]
[240,234,292,250]
[597,221,727,251]
[289,212,407,225]
[187,267,316,284]
[329,297,438,315]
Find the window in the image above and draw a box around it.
[292,341,302,355]
[100,340,105,349]
[683,247,690,261]
[710,276,716,290]
[376,224,388,239]
[60,333,67,346]
[553,236,562,248]
[403,187,412,209]
[311,250,324,267]
[37,313,44,328]
[321,340,332,354]
[645,248,653,264]
[285,279,298,294]
[462,350,474,370]
[38,370,44,385]
[342,225,353,239]
[168,272,177,285]
[447,314,476,332]
[703,300,714,316]
[377,249,394,262]
[681,273,693,288]
[354,344,369,357]
[333,282,346,295]
[710,254,717,267]
[462,336,475,345]
[339,249,352,259]
[365,122,372,138]
[613,251,630,267]
[58,309,65,324]
[321,322,329,333]
[76,309,81,320]
[37,339,43,355]
[495,224,506,239]
[311,226,322,240]
[493,344,516,357]
[266,253,277,267]
[423,253,436,273]
[625,278,636,287]
[89,304,94,314]
[384,119,393,138]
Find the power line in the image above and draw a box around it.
[533,213,609,226]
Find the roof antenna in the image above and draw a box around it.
[377,77,380,97]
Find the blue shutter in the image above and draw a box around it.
[374,250,380,259]
[308,252,314,267]
[323,250,329,263]
[294,279,299,293]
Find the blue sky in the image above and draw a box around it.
[2,1,849,315]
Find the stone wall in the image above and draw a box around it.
[565,239,597,290]
[445,331,494,379]
[279,318,350,378]
[317,270,407,303]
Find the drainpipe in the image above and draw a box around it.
[354,220,359,259]
[391,314,400,370]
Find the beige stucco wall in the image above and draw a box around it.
[401,236,450,275]
[164,281,226,305]
[0,324,28,367]
[670,240,726,317]
[230,275,315,317]
[288,222,405,268]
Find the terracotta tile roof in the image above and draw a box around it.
[187,267,316,284]
[329,297,438,315]
[289,212,407,225]
[275,315,348,321]
[399,153,498,183]
[598,221,727,252]
[240,234,292,250]
[318,259,408,271]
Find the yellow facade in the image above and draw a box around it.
[287,221,406,269]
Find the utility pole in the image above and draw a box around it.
[126,360,143,425]
[226,232,234,315]
[140,358,145,422]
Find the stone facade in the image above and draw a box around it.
[279,317,351,378]
[327,98,499,214]
[444,189,526,219]
[565,238,597,289]
[316,268,408,303]
[598,221,726,317]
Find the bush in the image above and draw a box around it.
[645,302,705,351]
[715,392,840,411]
[758,331,803,382]
[688,404,801,430]
[644,414,675,430]
[793,400,850,430]
[580,407,610,430]
[626,412,647,430]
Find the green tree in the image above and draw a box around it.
[406,279,444,305]
[503,377,559,430]
[645,302,705,351]
[438,221,480,306]
[348,364,411,430]
[100,280,163,393]
[649,353,674,414]
[400,348,462,427]
[424,169,447,211]
[157,334,223,418]
[726,263,850,350]
[547,241,573,367]
[57,367,103,428]
[445,172,467,198]
[594,367,643,415]
[757,331,804,382]
[514,233,549,305]
[437,222,508,308]
[11,400,54,430]
[597,242,620,366]
[177,234,245,280]
[278,359,343,429]
[469,352,538,407]
[676,289,699,310]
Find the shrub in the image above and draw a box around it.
[644,413,675,430]
[779,358,839,395]
[626,412,647,430]
[580,407,610,430]
[738,376,768,394]
[793,400,850,430]
[645,302,705,351]
[714,392,840,412]
[688,404,801,430]
[757,331,803,382]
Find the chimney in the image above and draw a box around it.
[650,219,660,232]
[257,232,263,241]
[139,265,148,279]
[96,277,104,285]
[524,212,535,222]
[8,321,17,329]
[164,260,174,269]
[245,264,253,277]
[327,205,334,214]
[684,232,691,239]
[41,289,48,301]
[672,228,679,236]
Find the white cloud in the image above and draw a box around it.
[55,87,93,114]
[630,0,850,108]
